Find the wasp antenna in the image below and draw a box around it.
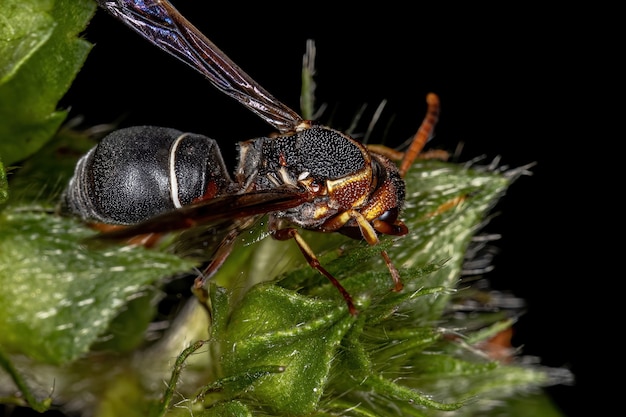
[399,93,441,177]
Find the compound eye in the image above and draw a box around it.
[377,207,399,224]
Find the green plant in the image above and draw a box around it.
[0,1,571,416]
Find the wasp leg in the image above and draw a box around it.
[192,228,240,303]
[367,145,449,165]
[366,144,405,161]
[323,210,404,293]
[380,249,403,292]
[272,228,357,316]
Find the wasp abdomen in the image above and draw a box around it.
[61,126,233,225]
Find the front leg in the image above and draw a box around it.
[320,210,404,293]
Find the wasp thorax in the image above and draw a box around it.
[248,125,372,199]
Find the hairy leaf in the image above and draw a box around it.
[0,0,95,166]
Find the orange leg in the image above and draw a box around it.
[192,228,239,303]
[381,250,403,292]
[273,227,358,316]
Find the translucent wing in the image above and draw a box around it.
[95,0,305,133]
[92,187,311,242]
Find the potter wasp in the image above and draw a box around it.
[62,0,441,315]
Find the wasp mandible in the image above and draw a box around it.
[61,0,441,315]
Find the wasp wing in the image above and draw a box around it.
[95,0,304,133]
[90,187,311,243]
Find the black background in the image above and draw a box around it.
[51,3,603,417]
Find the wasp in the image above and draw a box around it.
[61,0,441,315]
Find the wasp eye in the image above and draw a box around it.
[377,207,399,224]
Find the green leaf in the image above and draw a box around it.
[0,0,96,166]
[0,207,195,364]
[219,284,356,415]
[0,0,54,83]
